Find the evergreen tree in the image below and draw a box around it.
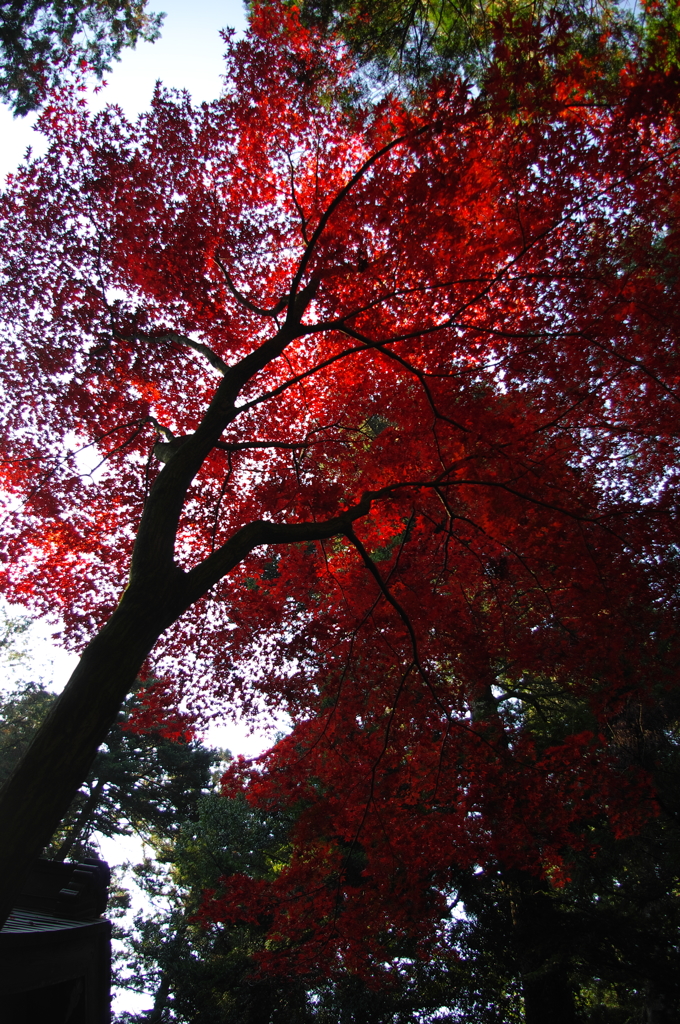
[0,674,218,861]
[0,0,163,115]
[294,0,677,96]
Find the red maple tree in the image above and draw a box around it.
[0,3,678,994]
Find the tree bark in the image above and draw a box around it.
[147,971,172,1023]
[0,277,385,925]
[522,968,576,1024]
[54,777,107,862]
[0,317,303,923]
[0,495,377,925]
[0,575,187,925]
[508,874,576,1024]
[645,989,679,1024]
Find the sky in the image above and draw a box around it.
[1,4,281,1015]
[4,0,307,765]
[1,2,286,755]
[0,0,247,185]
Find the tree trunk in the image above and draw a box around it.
[0,577,185,925]
[645,988,679,1024]
[147,971,172,1023]
[54,777,107,862]
[508,874,576,1024]
[522,968,576,1024]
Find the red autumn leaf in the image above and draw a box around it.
[0,3,678,976]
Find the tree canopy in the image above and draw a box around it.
[0,676,217,862]
[0,0,163,115]
[0,2,679,1016]
[294,0,680,98]
[114,710,680,1021]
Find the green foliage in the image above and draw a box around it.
[3,618,677,1019]
[0,610,53,783]
[114,793,311,1024]
[108,669,680,1021]
[445,674,680,1022]
[48,701,218,860]
[114,792,473,1022]
[123,669,678,1022]
[292,0,669,94]
[642,0,680,73]
[0,606,32,668]
[0,680,55,787]
[108,735,680,1022]
[0,0,163,115]
[0,671,218,861]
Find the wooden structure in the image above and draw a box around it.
[0,859,111,1023]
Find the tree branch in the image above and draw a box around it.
[288,125,433,308]
[182,492,376,603]
[121,329,229,376]
[213,253,288,318]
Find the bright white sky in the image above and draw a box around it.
[0,0,247,184]
[2,4,285,1014]
[0,0,287,760]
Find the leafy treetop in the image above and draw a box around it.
[293,0,680,98]
[0,0,163,116]
[0,1,678,981]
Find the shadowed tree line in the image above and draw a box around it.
[3,645,678,1022]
